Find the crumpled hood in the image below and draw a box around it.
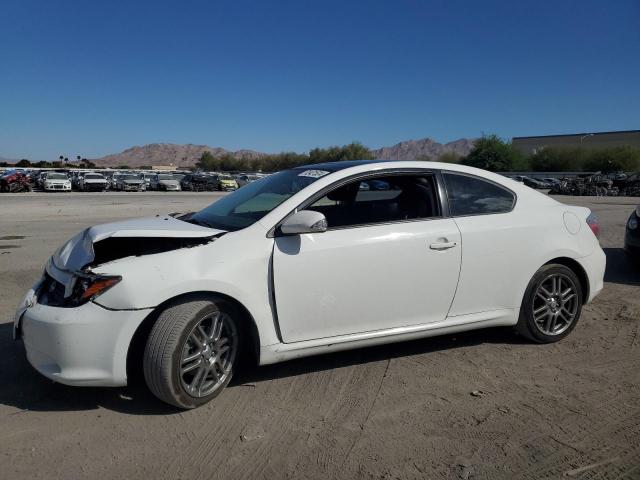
[48,215,224,295]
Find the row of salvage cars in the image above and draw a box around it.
[0,168,269,193]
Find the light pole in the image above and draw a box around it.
[580,133,594,144]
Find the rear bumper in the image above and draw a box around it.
[17,300,151,387]
[625,230,640,258]
[576,248,606,303]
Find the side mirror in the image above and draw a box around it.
[280,210,327,235]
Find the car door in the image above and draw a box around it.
[272,172,462,343]
[441,171,521,316]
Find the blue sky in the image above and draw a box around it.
[0,0,638,160]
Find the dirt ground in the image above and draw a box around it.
[0,192,639,480]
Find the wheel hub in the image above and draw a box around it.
[532,273,578,336]
[179,311,238,398]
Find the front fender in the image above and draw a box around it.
[92,231,280,346]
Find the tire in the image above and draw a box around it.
[143,298,240,408]
[516,264,583,343]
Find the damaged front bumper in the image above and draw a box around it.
[17,296,151,386]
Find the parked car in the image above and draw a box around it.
[108,173,122,190]
[181,174,219,191]
[369,179,390,190]
[79,173,108,191]
[116,174,146,191]
[37,171,48,188]
[543,178,561,186]
[139,173,153,189]
[522,177,550,189]
[236,174,261,188]
[0,169,32,192]
[624,205,640,263]
[14,160,605,409]
[149,174,181,191]
[217,175,238,191]
[43,172,71,192]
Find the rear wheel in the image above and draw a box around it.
[516,264,583,343]
[143,298,239,408]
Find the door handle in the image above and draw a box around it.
[429,240,457,250]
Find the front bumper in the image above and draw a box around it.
[160,184,181,191]
[83,183,107,191]
[16,298,152,387]
[45,184,71,191]
[122,184,145,191]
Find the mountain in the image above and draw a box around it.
[372,138,475,161]
[81,137,476,168]
[93,143,266,168]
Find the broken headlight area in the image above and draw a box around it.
[38,271,121,307]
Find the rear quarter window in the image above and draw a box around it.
[443,172,515,216]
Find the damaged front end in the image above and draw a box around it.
[40,215,224,308]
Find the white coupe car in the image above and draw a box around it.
[15,160,605,408]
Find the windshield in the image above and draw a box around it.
[220,175,233,180]
[157,174,173,180]
[48,173,67,180]
[124,175,140,180]
[189,169,326,231]
[85,174,103,179]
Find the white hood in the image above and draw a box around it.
[48,215,224,294]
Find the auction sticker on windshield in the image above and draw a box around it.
[297,169,330,178]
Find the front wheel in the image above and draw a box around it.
[144,299,239,408]
[516,264,583,343]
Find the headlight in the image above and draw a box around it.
[629,216,639,230]
[70,273,121,306]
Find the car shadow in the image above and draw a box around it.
[603,247,640,286]
[0,321,524,415]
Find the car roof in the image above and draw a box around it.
[293,159,386,171]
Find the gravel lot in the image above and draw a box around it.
[1,192,639,479]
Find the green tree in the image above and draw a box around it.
[117,164,131,169]
[437,152,461,163]
[584,146,640,173]
[308,142,374,163]
[462,134,526,171]
[16,159,32,167]
[196,151,219,171]
[529,147,585,172]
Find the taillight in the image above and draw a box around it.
[586,212,600,239]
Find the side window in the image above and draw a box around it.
[443,173,515,216]
[306,174,440,229]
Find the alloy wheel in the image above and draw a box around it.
[179,311,237,398]
[532,273,579,336]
